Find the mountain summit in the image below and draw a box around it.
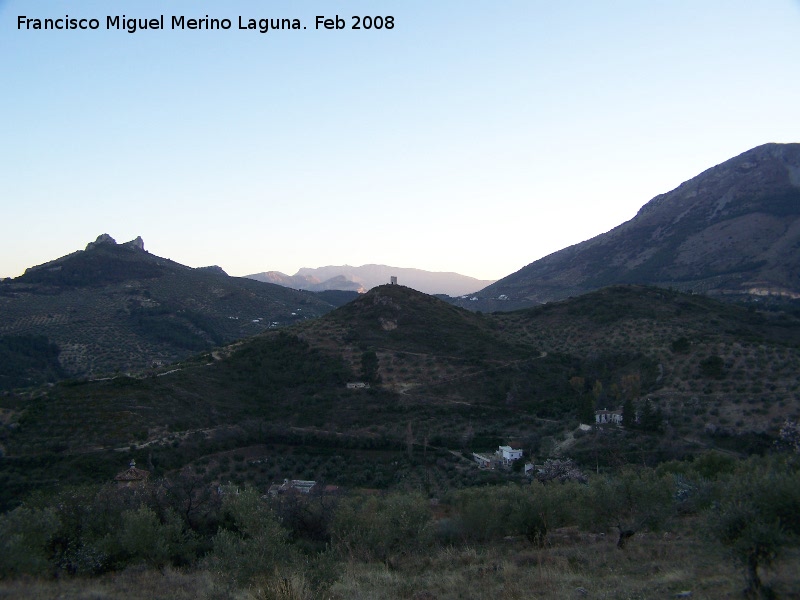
[0,235,341,382]
[477,143,800,307]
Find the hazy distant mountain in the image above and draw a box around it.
[247,264,496,296]
[462,143,800,311]
[246,271,365,293]
[0,234,341,385]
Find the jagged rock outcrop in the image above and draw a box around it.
[85,234,145,252]
[85,233,117,250]
[196,265,228,276]
[125,236,145,251]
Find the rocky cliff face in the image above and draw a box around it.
[478,143,800,306]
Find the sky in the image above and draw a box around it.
[1,1,799,281]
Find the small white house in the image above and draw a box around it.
[595,408,623,425]
[346,382,370,389]
[268,479,317,496]
[473,453,494,469]
[497,445,523,465]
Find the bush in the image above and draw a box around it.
[97,506,197,570]
[0,505,60,577]
[700,355,726,380]
[450,485,547,544]
[330,492,431,561]
[581,467,675,533]
[206,486,290,587]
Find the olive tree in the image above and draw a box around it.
[705,458,800,598]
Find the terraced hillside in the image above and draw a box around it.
[2,284,799,510]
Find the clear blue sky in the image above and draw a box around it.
[2,1,799,280]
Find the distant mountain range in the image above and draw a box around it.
[3,142,799,387]
[0,234,345,387]
[246,264,496,296]
[454,143,800,311]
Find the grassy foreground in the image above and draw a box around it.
[0,524,798,600]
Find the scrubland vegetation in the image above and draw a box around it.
[1,453,799,599]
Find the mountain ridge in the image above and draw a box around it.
[0,235,342,385]
[247,264,495,296]
[465,142,800,311]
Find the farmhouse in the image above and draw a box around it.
[473,452,494,469]
[268,478,317,496]
[497,445,523,465]
[346,382,370,389]
[595,408,623,425]
[114,459,150,488]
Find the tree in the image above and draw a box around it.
[777,420,800,454]
[330,492,431,562]
[705,460,800,598]
[206,486,290,587]
[592,379,604,402]
[536,458,587,484]
[0,505,60,577]
[620,373,641,401]
[569,376,585,395]
[360,350,380,383]
[639,399,664,432]
[699,355,725,380]
[580,393,596,424]
[622,397,635,428]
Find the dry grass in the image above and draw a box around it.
[326,528,798,600]
[1,533,799,600]
[0,567,220,600]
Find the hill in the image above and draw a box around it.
[247,264,495,296]
[2,284,799,509]
[0,234,341,387]
[462,143,800,311]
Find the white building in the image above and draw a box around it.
[497,445,523,465]
[346,382,370,389]
[595,408,623,425]
[473,453,494,469]
[268,478,317,496]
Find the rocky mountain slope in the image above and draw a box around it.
[0,235,340,386]
[247,264,495,296]
[465,143,800,310]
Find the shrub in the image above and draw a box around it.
[700,355,726,380]
[450,485,548,544]
[97,506,196,570]
[0,505,60,577]
[581,467,675,534]
[330,491,431,561]
[206,486,290,587]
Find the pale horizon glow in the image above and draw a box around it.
[2,1,799,281]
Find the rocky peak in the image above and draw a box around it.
[85,234,117,251]
[124,236,145,251]
[196,265,228,276]
[85,234,146,252]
